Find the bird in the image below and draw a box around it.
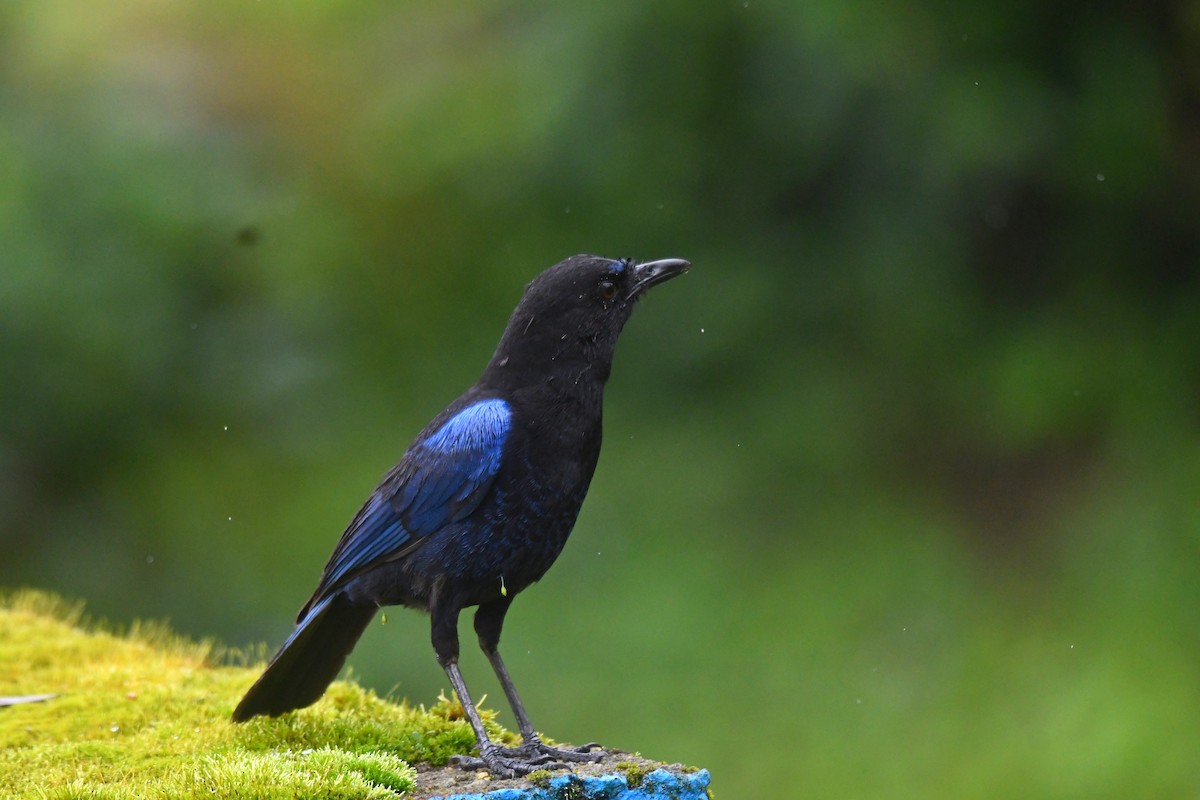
[231,254,690,777]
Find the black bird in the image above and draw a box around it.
[232,254,690,777]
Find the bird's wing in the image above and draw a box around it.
[307,398,511,605]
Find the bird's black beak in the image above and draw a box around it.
[629,258,691,297]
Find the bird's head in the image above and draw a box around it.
[484,254,690,388]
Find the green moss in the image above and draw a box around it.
[525,769,553,788]
[0,590,507,799]
[37,749,415,800]
[614,761,648,789]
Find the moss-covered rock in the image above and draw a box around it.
[0,590,710,800]
[0,590,492,798]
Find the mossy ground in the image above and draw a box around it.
[0,590,515,799]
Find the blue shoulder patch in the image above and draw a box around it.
[424,398,511,456]
[399,398,510,532]
[313,397,512,596]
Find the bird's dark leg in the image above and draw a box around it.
[473,599,604,764]
[434,598,573,777]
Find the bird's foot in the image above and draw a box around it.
[450,742,567,778]
[449,740,604,778]
[500,737,605,764]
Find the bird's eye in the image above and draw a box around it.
[598,280,618,301]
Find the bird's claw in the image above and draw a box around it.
[449,745,569,778]
[450,740,605,777]
[498,738,605,764]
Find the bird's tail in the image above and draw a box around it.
[231,593,376,722]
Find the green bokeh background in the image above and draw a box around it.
[3,2,1198,797]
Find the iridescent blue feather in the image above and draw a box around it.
[316,398,510,595]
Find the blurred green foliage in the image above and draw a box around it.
[2,1,1198,797]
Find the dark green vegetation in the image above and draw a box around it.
[2,3,1198,798]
